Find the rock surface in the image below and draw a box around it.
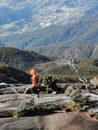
[0,83,98,130]
[0,112,98,130]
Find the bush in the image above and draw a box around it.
[42,75,58,93]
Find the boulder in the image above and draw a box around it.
[17,96,72,116]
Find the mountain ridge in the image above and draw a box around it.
[0,0,98,36]
[0,0,98,59]
[0,15,98,58]
[0,47,50,71]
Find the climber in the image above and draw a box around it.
[31,69,41,98]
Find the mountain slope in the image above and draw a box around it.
[34,58,98,77]
[0,64,31,83]
[0,47,50,71]
[0,0,98,36]
[0,0,98,59]
[92,45,98,58]
[1,14,98,58]
[1,12,98,48]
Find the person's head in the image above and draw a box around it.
[31,69,37,75]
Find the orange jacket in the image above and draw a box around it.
[31,75,40,88]
[31,69,40,88]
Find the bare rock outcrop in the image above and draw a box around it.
[17,96,72,116]
[0,113,98,130]
[0,83,98,130]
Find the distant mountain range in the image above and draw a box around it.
[0,0,98,36]
[0,0,98,59]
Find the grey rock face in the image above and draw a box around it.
[17,96,72,116]
[1,83,98,130]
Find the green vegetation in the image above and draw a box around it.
[35,58,98,83]
[78,58,98,76]
[0,64,31,83]
[0,47,50,71]
[0,47,98,84]
[42,75,58,93]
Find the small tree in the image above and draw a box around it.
[42,75,58,93]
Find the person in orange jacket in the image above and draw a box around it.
[31,69,41,98]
